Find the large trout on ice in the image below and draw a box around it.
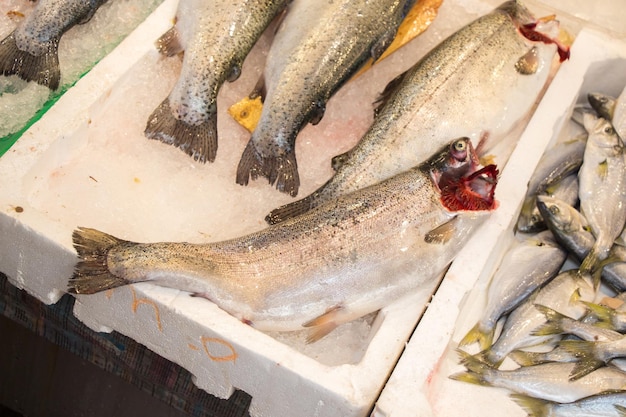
[144,0,289,163]
[266,0,569,223]
[235,0,417,197]
[69,137,498,342]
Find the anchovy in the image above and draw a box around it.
[0,0,109,90]
[266,0,568,223]
[236,0,416,196]
[69,137,498,342]
[144,0,289,163]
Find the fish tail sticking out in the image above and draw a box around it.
[68,227,134,294]
[449,349,494,386]
[509,394,551,417]
[558,340,605,380]
[0,30,61,90]
[236,140,300,197]
[265,191,318,225]
[155,26,184,57]
[458,322,495,351]
[145,97,217,163]
[582,301,614,325]
[508,350,551,367]
[530,304,569,336]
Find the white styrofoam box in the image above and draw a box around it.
[0,1,584,416]
[372,28,626,417]
[0,0,179,303]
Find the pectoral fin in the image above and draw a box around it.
[425,217,458,244]
[155,26,183,57]
[515,47,538,75]
[597,159,608,180]
[302,305,345,343]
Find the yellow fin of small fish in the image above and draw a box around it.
[228,0,442,132]
[302,305,344,344]
[458,322,494,351]
[509,394,551,417]
[425,217,458,245]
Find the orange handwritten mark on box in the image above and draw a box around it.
[129,287,163,332]
[200,336,238,362]
[188,343,200,351]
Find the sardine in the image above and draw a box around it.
[460,230,567,350]
[516,133,586,233]
[511,392,626,417]
[537,195,626,290]
[236,0,415,196]
[451,350,626,404]
[266,0,568,223]
[144,0,289,163]
[578,113,626,273]
[68,137,498,342]
[0,0,109,90]
[588,92,617,121]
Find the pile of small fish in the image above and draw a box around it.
[452,84,626,416]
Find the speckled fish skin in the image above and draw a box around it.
[236,0,415,196]
[144,0,289,163]
[68,138,497,339]
[459,230,567,350]
[0,0,109,90]
[266,0,565,223]
[578,113,626,273]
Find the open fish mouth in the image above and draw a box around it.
[439,164,499,212]
[511,10,570,62]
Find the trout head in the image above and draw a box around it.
[427,137,499,212]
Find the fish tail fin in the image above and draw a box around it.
[68,227,133,294]
[155,26,183,56]
[509,394,551,417]
[580,244,601,275]
[508,350,549,367]
[582,301,615,327]
[458,323,495,351]
[0,30,61,90]
[531,304,568,336]
[616,405,626,417]
[449,349,493,386]
[236,140,300,197]
[558,339,604,380]
[145,97,217,163]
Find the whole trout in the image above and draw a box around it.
[69,137,498,342]
[235,0,415,196]
[0,0,109,90]
[144,0,289,163]
[267,0,568,223]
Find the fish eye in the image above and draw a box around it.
[604,126,615,135]
[549,205,560,216]
[451,139,468,161]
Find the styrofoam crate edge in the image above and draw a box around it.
[372,27,626,417]
[0,0,179,303]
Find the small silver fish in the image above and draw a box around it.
[578,113,626,273]
[511,392,626,417]
[517,133,586,233]
[451,350,626,404]
[588,92,617,121]
[0,0,109,90]
[479,269,595,366]
[236,0,415,196]
[69,137,498,342]
[560,333,626,380]
[537,195,626,290]
[460,230,567,350]
[266,0,568,223]
[144,0,289,163]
